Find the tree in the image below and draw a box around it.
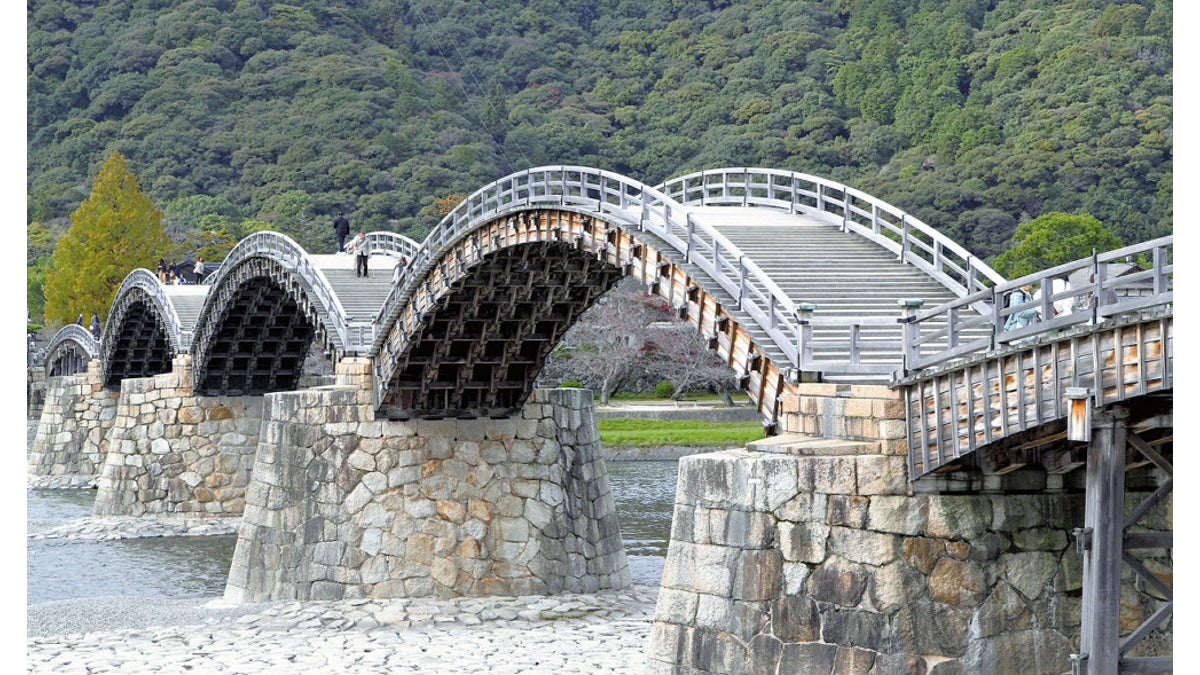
[992,212,1123,278]
[43,151,171,324]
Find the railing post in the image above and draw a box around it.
[898,299,924,373]
[685,213,696,260]
[1153,244,1168,295]
[900,215,911,264]
[795,303,816,370]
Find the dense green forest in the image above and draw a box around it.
[28,0,1172,310]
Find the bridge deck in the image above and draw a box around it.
[691,207,983,377]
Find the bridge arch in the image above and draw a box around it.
[371,167,801,422]
[190,232,355,396]
[43,324,98,378]
[101,269,188,388]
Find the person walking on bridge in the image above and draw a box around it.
[90,313,100,339]
[349,231,371,277]
[333,211,351,253]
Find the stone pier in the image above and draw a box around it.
[645,383,1170,674]
[224,384,630,603]
[28,360,119,488]
[93,354,263,516]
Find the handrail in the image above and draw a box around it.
[657,168,1006,303]
[365,231,421,261]
[103,269,188,354]
[42,323,99,368]
[202,231,356,352]
[897,235,1173,376]
[371,165,807,373]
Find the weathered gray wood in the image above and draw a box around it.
[1078,408,1128,674]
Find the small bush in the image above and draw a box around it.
[654,379,676,398]
[561,379,585,389]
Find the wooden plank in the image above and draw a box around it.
[1078,410,1128,674]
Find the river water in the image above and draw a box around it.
[27,460,679,605]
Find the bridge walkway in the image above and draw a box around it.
[688,207,987,380]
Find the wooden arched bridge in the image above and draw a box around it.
[33,166,1172,673]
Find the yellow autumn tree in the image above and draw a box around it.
[43,152,171,324]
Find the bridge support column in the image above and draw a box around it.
[1075,408,1127,674]
[224,387,629,603]
[28,359,119,488]
[93,354,264,516]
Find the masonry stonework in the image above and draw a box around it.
[224,386,630,603]
[28,360,119,488]
[93,355,263,516]
[646,383,1171,674]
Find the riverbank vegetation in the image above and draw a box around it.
[597,418,765,447]
[28,0,1172,322]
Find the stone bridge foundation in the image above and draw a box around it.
[93,355,263,516]
[646,383,1170,674]
[224,380,630,603]
[28,360,119,488]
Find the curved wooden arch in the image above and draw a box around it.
[374,208,790,423]
[101,269,187,387]
[43,324,98,378]
[190,255,328,396]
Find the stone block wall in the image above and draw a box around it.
[28,366,47,420]
[224,387,630,603]
[93,355,263,516]
[645,437,1172,674]
[28,360,119,488]
[777,383,908,454]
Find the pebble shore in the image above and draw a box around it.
[27,513,660,673]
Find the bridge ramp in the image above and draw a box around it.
[310,253,401,323]
[690,207,978,378]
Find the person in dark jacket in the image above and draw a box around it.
[90,313,101,339]
[333,211,351,253]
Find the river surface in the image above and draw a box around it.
[27,460,679,605]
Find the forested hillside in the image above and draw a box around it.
[28,0,1172,272]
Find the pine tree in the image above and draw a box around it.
[43,152,171,324]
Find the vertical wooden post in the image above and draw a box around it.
[1076,406,1128,675]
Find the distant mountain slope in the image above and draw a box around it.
[28,0,1171,256]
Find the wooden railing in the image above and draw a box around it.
[202,231,361,351]
[658,168,1005,302]
[898,236,1173,375]
[40,323,98,369]
[372,166,810,372]
[105,269,189,352]
[372,165,958,383]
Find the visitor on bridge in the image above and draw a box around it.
[194,257,206,284]
[76,314,83,326]
[333,211,351,253]
[156,259,168,283]
[90,313,100,339]
[1003,282,1038,331]
[349,231,371,277]
[392,256,407,285]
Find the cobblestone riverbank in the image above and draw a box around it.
[28,513,658,673]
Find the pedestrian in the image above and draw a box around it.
[194,257,206,284]
[90,313,100,339]
[156,259,167,283]
[392,256,407,285]
[349,232,371,277]
[333,211,351,253]
[76,313,83,326]
[1003,282,1038,331]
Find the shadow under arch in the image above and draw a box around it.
[189,232,346,396]
[101,269,187,388]
[43,324,98,378]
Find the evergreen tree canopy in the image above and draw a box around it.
[43,151,170,324]
[992,212,1124,278]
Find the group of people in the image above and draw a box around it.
[156,257,207,285]
[333,211,406,280]
[76,312,101,339]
